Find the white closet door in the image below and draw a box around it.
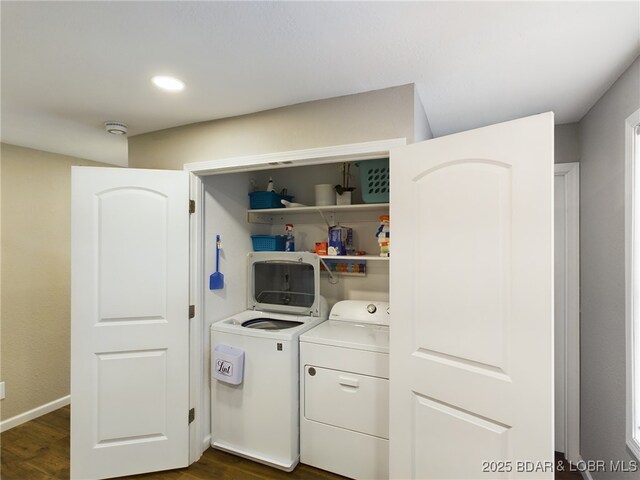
[71,167,190,479]
[389,113,554,479]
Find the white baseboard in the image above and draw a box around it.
[202,434,212,452]
[577,457,595,480]
[0,395,70,433]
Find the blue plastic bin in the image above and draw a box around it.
[251,235,287,251]
[249,191,294,209]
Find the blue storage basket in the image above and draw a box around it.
[249,191,294,209]
[251,235,287,251]
[358,159,390,203]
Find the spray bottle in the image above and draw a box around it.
[285,223,295,252]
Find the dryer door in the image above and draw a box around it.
[247,252,321,316]
[304,365,389,439]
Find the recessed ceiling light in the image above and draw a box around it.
[152,75,185,92]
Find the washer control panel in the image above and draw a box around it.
[329,300,390,325]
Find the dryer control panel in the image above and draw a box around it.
[328,300,390,325]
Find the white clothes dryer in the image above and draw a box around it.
[210,252,327,472]
[299,300,390,480]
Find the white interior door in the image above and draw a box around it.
[71,167,190,479]
[390,113,554,479]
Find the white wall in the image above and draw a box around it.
[129,85,420,171]
[579,55,640,478]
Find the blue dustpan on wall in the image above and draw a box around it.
[210,235,224,290]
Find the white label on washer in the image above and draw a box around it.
[216,359,233,376]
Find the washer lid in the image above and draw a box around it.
[241,318,304,330]
[300,320,389,353]
[247,252,321,316]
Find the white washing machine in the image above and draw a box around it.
[299,300,390,479]
[210,252,328,472]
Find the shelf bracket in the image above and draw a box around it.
[318,257,337,282]
[317,209,334,228]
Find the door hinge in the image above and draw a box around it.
[188,408,195,424]
[189,200,195,214]
[189,305,195,319]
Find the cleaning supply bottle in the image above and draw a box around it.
[285,223,295,252]
[376,215,390,257]
[267,177,275,192]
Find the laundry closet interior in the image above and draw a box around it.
[200,159,391,317]
[192,141,397,478]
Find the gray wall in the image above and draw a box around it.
[579,55,640,478]
[555,123,580,164]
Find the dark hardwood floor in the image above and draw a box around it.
[0,406,344,479]
[1,406,583,480]
[2,405,71,479]
[554,452,585,480]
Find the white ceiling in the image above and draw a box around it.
[2,1,639,167]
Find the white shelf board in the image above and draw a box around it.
[320,271,367,277]
[248,203,389,215]
[247,203,389,224]
[320,255,389,261]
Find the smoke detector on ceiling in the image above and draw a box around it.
[104,121,128,135]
